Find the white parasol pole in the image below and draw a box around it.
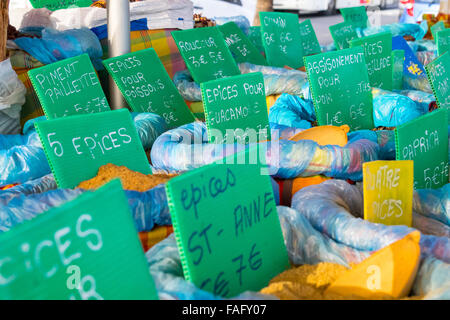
[107,0,131,110]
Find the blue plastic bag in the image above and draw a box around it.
[268,93,315,129]
[291,180,450,263]
[0,183,170,233]
[373,94,424,127]
[15,28,103,68]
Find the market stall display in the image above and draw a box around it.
[0,2,448,302]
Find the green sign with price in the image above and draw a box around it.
[437,29,450,57]
[259,11,304,68]
[218,22,267,66]
[35,109,151,189]
[350,32,393,90]
[0,180,158,300]
[103,48,195,129]
[29,54,110,120]
[247,26,265,54]
[299,19,321,56]
[304,46,374,131]
[426,52,450,123]
[165,162,289,298]
[329,21,358,50]
[340,6,369,30]
[395,109,449,189]
[172,27,240,84]
[431,21,445,39]
[392,49,405,90]
[201,72,270,144]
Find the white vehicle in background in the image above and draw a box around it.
[273,0,398,15]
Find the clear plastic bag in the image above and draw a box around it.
[362,22,428,40]
[174,63,308,102]
[146,206,450,300]
[0,183,170,233]
[0,112,166,186]
[0,174,56,204]
[131,112,168,150]
[150,122,388,181]
[291,180,450,263]
[413,257,450,299]
[0,58,27,135]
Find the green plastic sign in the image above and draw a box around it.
[437,29,450,56]
[247,26,265,54]
[329,21,358,50]
[218,22,267,66]
[431,21,445,39]
[103,48,195,129]
[29,54,110,120]
[340,6,369,30]
[304,46,374,131]
[30,0,92,10]
[392,50,405,90]
[425,52,450,123]
[201,72,270,144]
[35,109,151,189]
[0,180,158,300]
[172,27,240,84]
[299,19,321,56]
[395,109,449,189]
[165,162,289,298]
[259,11,304,68]
[350,32,393,90]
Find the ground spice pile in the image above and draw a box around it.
[78,163,174,192]
[260,262,422,300]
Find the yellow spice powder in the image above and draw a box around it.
[260,262,422,300]
[77,163,175,192]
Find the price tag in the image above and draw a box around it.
[165,162,289,298]
[305,47,374,131]
[172,27,240,83]
[363,160,414,227]
[395,109,449,189]
[0,180,158,300]
[259,11,304,68]
[103,48,195,129]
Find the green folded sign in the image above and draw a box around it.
[431,21,445,39]
[247,26,265,54]
[172,27,240,84]
[165,162,289,298]
[201,72,270,144]
[340,6,369,30]
[350,32,393,90]
[305,46,374,131]
[103,48,195,129]
[299,19,321,56]
[329,21,358,50]
[29,54,110,119]
[35,109,151,189]
[392,49,405,90]
[0,180,158,300]
[437,29,450,57]
[260,12,304,68]
[425,52,450,123]
[395,109,449,189]
[218,22,267,66]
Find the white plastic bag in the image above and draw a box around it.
[0,58,26,134]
